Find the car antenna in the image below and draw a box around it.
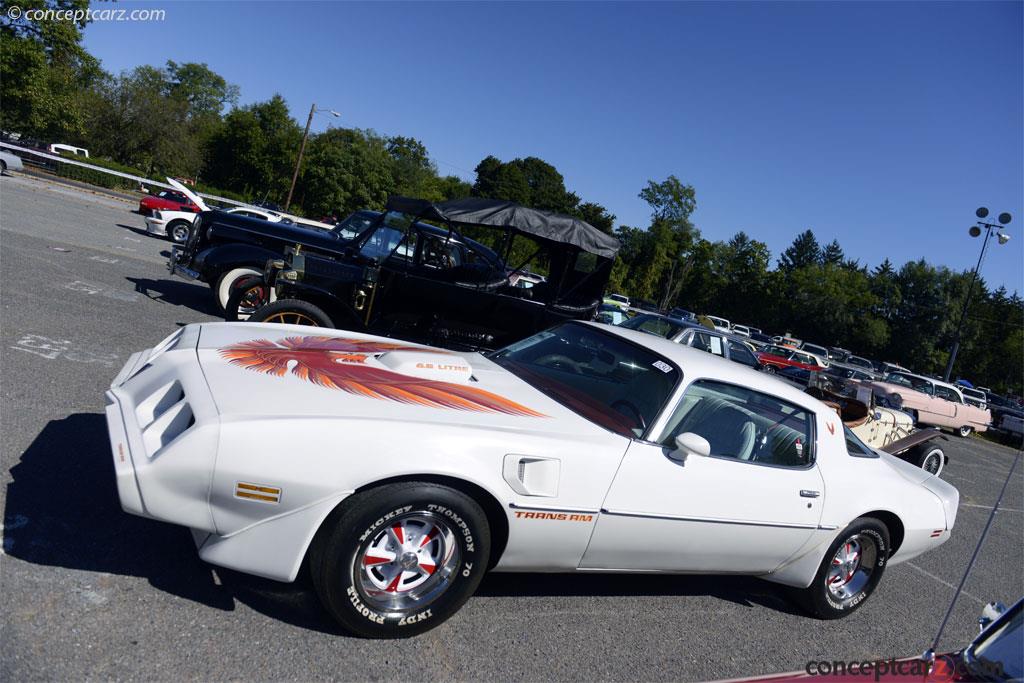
[924,450,1021,661]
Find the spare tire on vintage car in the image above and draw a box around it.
[247,298,334,327]
[224,275,274,322]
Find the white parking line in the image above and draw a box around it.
[960,503,1023,513]
[904,562,986,605]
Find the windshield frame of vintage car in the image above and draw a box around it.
[488,322,682,439]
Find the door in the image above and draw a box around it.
[581,379,825,573]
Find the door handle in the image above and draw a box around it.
[799,490,820,498]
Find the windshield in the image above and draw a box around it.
[618,314,687,339]
[490,323,680,438]
[334,212,377,240]
[967,603,1022,680]
[886,372,932,393]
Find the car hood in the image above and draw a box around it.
[193,323,610,439]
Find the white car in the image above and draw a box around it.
[705,315,731,333]
[105,321,958,638]
[145,206,290,243]
[731,324,751,337]
[604,293,630,309]
[1,150,24,173]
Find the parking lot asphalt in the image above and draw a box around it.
[2,172,1022,682]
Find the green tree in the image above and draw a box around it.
[298,127,394,217]
[83,65,202,176]
[1,0,101,140]
[386,135,444,200]
[778,230,821,272]
[821,239,844,265]
[635,176,699,308]
[204,95,302,201]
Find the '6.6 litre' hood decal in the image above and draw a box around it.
[219,335,547,417]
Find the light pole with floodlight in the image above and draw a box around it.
[943,207,1012,382]
[285,103,340,211]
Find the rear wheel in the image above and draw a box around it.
[797,517,889,619]
[248,298,334,327]
[763,365,776,374]
[915,444,945,476]
[309,482,490,638]
[213,267,262,313]
[957,425,973,438]
[224,275,275,321]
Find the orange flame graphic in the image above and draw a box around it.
[219,336,546,417]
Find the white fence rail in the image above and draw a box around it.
[0,141,248,208]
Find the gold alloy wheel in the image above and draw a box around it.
[263,311,321,326]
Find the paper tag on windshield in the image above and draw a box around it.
[652,360,673,373]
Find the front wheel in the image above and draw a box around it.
[763,365,776,374]
[796,517,889,619]
[309,482,490,638]
[247,298,334,327]
[224,275,275,321]
[957,425,973,438]
[213,267,262,312]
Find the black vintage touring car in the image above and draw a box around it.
[229,196,621,351]
[167,210,377,311]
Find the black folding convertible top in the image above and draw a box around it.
[386,196,621,259]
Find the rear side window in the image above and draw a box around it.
[690,332,725,357]
[658,380,815,467]
[728,341,757,367]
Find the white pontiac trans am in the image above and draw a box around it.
[105,321,958,637]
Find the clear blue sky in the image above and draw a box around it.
[84,1,1023,292]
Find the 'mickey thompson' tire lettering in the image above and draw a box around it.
[359,505,413,542]
[427,504,475,552]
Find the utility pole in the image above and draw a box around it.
[285,103,316,212]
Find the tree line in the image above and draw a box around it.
[2,1,1021,393]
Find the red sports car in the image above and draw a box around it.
[756,345,825,373]
[138,189,200,216]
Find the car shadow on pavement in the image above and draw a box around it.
[3,413,347,634]
[116,223,156,240]
[4,414,803,638]
[125,276,220,318]
[476,571,803,615]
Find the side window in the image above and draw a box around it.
[359,226,415,263]
[935,386,961,403]
[728,341,756,367]
[844,426,876,457]
[691,332,725,357]
[658,380,814,467]
[633,317,679,339]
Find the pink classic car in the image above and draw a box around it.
[868,371,991,437]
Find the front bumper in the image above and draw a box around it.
[103,327,220,532]
[145,217,168,236]
[168,246,200,279]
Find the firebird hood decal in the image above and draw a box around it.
[219,335,547,417]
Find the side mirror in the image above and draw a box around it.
[669,432,711,462]
[978,601,1006,632]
